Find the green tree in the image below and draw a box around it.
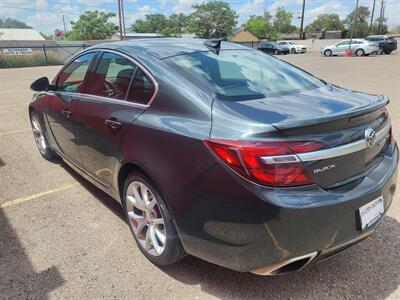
[343,6,370,38]
[187,1,237,38]
[305,13,344,34]
[370,16,388,35]
[131,14,169,33]
[0,18,32,28]
[273,7,296,34]
[131,13,189,37]
[245,11,277,40]
[169,13,189,33]
[65,11,118,40]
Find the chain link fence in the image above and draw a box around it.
[0,44,86,68]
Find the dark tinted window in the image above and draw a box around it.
[87,52,137,100]
[126,69,155,105]
[57,52,96,93]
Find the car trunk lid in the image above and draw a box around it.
[210,85,391,188]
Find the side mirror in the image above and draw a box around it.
[30,77,50,92]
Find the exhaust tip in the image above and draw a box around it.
[251,252,318,276]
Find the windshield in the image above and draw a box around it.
[288,41,296,45]
[166,50,324,100]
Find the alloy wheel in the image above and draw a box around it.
[126,181,166,256]
[356,49,364,57]
[31,114,48,155]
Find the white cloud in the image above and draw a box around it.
[385,2,400,27]
[302,1,349,25]
[172,0,202,14]
[35,0,47,9]
[236,0,266,25]
[26,12,63,33]
[123,4,155,25]
[269,0,302,13]
[54,2,81,14]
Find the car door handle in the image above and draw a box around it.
[62,109,72,119]
[105,118,122,130]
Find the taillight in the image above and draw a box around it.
[205,139,326,187]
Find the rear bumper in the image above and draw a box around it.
[295,48,306,53]
[174,143,398,272]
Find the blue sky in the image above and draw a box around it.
[1,0,399,34]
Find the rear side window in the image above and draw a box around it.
[126,69,155,105]
[57,52,96,93]
[86,52,137,101]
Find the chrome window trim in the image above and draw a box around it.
[54,91,149,109]
[297,122,390,162]
[52,48,159,108]
[259,122,390,164]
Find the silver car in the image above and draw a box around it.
[321,39,379,57]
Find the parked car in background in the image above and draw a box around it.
[365,35,397,54]
[321,39,379,57]
[258,42,290,55]
[29,39,398,275]
[277,41,307,54]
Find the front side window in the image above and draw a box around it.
[57,52,96,93]
[86,52,137,100]
[167,50,324,101]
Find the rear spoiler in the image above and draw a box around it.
[272,94,389,131]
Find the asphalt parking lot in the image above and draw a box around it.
[1,51,399,300]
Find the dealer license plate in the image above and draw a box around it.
[359,196,384,230]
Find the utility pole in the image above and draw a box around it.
[378,0,384,34]
[349,0,359,51]
[299,0,306,40]
[117,0,124,40]
[62,14,67,33]
[369,0,376,31]
[121,0,126,39]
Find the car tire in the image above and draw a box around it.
[324,49,332,57]
[122,172,186,266]
[274,49,279,55]
[384,50,392,55]
[377,48,383,55]
[30,111,58,161]
[355,49,365,57]
[290,48,296,54]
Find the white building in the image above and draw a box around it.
[0,28,45,41]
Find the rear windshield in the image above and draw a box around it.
[166,49,325,100]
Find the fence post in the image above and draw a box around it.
[252,41,254,48]
[42,45,48,63]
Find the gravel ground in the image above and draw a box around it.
[0,50,399,300]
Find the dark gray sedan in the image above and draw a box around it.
[29,39,398,275]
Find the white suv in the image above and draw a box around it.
[277,41,307,54]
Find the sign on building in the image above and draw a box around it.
[3,48,33,55]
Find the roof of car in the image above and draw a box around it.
[90,38,250,59]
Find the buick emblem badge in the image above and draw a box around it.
[365,128,376,148]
